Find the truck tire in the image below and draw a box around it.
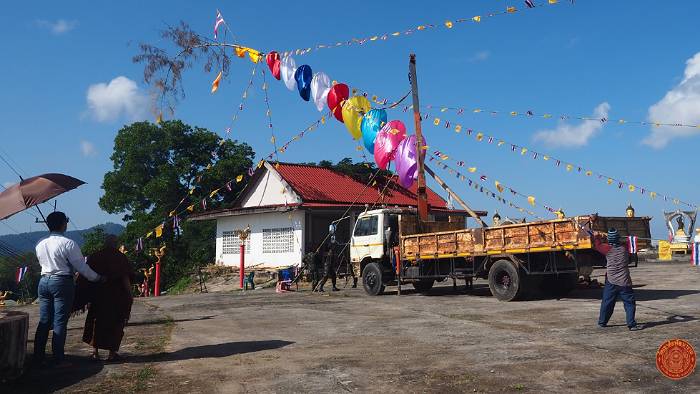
[362,262,385,296]
[488,260,526,301]
[412,279,434,294]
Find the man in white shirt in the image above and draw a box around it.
[34,211,105,366]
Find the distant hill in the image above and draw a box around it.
[0,222,125,253]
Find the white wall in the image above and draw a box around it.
[215,210,305,268]
[240,165,301,208]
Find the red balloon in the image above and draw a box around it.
[266,51,281,80]
[326,83,349,123]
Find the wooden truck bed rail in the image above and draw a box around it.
[400,215,650,261]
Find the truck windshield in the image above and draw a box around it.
[354,215,378,236]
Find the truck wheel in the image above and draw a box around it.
[412,280,434,294]
[488,260,525,301]
[362,263,385,296]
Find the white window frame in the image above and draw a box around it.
[262,227,295,254]
[222,230,250,254]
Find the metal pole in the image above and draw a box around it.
[240,244,245,289]
[409,54,429,222]
[424,165,487,227]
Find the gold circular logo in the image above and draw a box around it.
[656,339,696,380]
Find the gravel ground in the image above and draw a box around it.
[5,259,700,393]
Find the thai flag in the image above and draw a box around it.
[214,10,225,40]
[627,236,638,254]
[692,242,700,266]
[16,266,28,283]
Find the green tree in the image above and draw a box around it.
[81,227,106,256]
[99,120,255,288]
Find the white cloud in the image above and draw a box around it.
[35,19,77,35]
[533,102,611,148]
[80,140,97,157]
[468,50,490,63]
[86,76,150,122]
[643,52,700,149]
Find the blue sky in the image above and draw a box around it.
[1,0,699,238]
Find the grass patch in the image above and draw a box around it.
[510,383,526,391]
[167,276,193,295]
[134,366,157,392]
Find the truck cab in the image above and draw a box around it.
[350,208,401,274]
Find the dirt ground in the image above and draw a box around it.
[5,259,700,393]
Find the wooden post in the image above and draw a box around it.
[0,311,28,380]
[409,54,429,222]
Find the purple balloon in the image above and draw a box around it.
[394,135,426,189]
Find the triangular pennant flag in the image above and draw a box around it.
[211,71,223,93]
[527,196,536,206]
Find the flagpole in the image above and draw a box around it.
[409,54,429,222]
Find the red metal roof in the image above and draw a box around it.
[274,163,448,208]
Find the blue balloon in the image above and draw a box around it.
[294,65,313,101]
[361,109,388,153]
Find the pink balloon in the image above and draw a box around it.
[373,120,407,169]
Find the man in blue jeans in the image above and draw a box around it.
[594,228,642,331]
[34,212,105,366]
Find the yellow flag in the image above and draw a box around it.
[270,136,276,144]
[186,204,195,212]
[356,145,363,151]
[495,181,504,193]
[211,71,223,94]
[548,0,558,4]
[168,210,175,217]
[543,114,552,119]
[543,155,550,160]
[476,132,484,141]
[507,6,517,13]
[433,118,441,126]
[521,147,528,155]
[566,164,573,172]
[257,160,264,168]
[146,231,153,238]
[209,189,220,198]
[156,113,163,124]
[444,21,453,29]
[248,49,262,63]
[236,175,244,183]
[206,163,212,170]
[585,171,592,176]
[510,111,518,116]
[155,225,163,238]
[628,185,636,192]
[650,191,657,199]
[472,16,481,23]
[607,178,613,185]
[274,162,280,169]
[455,125,462,133]
[189,188,195,195]
[235,47,248,57]
[527,196,536,206]
[497,140,505,147]
[468,167,477,173]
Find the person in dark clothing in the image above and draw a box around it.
[74,235,135,361]
[303,246,322,291]
[594,228,642,331]
[317,244,339,292]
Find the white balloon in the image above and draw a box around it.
[310,72,331,112]
[280,56,297,91]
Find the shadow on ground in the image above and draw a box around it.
[123,340,294,364]
[3,356,104,394]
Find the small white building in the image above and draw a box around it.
[189,162,481,268]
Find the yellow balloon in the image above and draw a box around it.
[341,95,371,140]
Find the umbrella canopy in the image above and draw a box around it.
[0,173,85,220]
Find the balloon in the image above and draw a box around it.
[294,65,313,101]
[373,120,407,169]
[341,96,371,140]
[310,72,331,112]
[394,135,427,189]
[326,83,349,122]
[280,55,297,91]
[266,51,281,80]
[360,109,387,153]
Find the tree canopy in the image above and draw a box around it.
[100,120,255,288]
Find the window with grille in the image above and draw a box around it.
[222,231,250,254]
[262,227,295,254]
